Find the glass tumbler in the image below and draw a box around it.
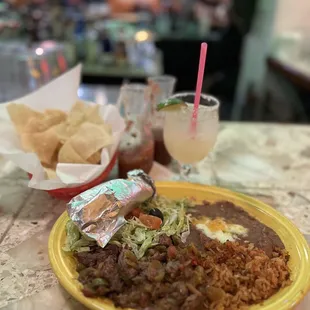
[148,75,176,165]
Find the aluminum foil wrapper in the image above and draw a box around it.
[67,169,155,248]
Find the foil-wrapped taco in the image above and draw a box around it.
[67,169,156,248]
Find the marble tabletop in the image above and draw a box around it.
[0,122,309,310]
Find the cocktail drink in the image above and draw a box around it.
[118,84,154,178]
[148,75,176,166]
[163,92,220,179]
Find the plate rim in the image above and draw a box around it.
[48,182,310,310]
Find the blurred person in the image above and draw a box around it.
[167,0,183,30]
[204,0,258,119]
[194,0,231,31]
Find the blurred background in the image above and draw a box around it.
[0,0,309,123]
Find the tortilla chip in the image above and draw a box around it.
[23,115,46,133]
[24,109,67,133]
[54,102,112,142]
[64,123,82,138]
[85,105,104,124]
[67,101,88,127]
[49,144,60,169]
[85,105,112,134]
[52,122,72,144]
[61,101,91,138]
[19,134,33,153]
[7,103,43,133]
[20,128,60,165]
[87,150,102,164]
[68,122,113,161]
[44,167,57,179]
[44,109,67,125]
[58,142,89,164]
[8,101,114,167]
[43,159,57,171]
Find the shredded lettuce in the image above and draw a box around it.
[64,196,192,258]
[111,196,191,259]
[63,220,96,252]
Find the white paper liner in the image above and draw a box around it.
[0,65,125,190]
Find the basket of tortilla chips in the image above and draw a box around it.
[0,65,125,200]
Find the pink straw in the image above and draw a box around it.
[191,42,208,133]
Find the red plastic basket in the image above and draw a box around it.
[28,152,118,201]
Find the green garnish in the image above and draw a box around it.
[63,220,96,253]
[111,196,191,259]
[64,197,192,259]
[156,98,187,112]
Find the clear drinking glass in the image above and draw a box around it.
[147,75,176,165]
[163,92,220,181]
[118,83,155,178]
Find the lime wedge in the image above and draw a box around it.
[156,98,187,112]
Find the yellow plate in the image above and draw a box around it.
[48,182,310,310]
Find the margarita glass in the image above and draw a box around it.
[163,92,220,180]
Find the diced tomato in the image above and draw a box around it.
[125,213,132,220]
[167,245,177,259]
[139,214,162,230]
[125,208,142,220]
[132,208,142,218]
[125,212,134,220]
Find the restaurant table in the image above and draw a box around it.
[0,122,309,309]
